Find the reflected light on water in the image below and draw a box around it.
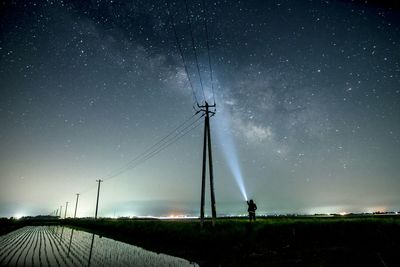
[0,226,198,266]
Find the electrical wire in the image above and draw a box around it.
[74,112,201,195]
[201,0,216,105]
[58,0,219,209]
[102,112,202,180]
[63,117,204,216]
[166,1,199,106]
[184,0,207,103]
[104,114,204,181]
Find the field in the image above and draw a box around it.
[0,225,197,266]
[1,215,399,266]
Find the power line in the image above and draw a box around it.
[166,1,199,106]
[76,112,202,195]
[103,112,201,180]
[183,0,207,103]
[60,0,219,210]
[104,114,204,181]
[56,117,203,217]
[104,112,201,180]
[201,0,216,105]
[128,115,204,168]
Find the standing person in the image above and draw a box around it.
[247,199,257,222]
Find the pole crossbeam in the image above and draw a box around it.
[199,101,217,227]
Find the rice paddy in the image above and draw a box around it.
[0,225,198,266]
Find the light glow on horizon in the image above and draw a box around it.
[14,213,25,219]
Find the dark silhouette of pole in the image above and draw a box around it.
[207,113,216,226]
[95,179,103,219]
[87,234,95,267]
[60,227,65,240]
[64,202,69,219]
[200,115,207,227]
[67,229,74,257]
[56,208,59,217]
[59,205,63,218]
[74,193,80,218]
[199,101,217,227]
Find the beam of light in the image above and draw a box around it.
[213,101,248,201]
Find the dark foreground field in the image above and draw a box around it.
[1,216,399,266]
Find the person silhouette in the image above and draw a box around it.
[247,199,257,222]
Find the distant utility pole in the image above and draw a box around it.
[94,179,103,219]
[199,101,217,227]
[64,202,69,219]
[74,193,80,218]
[59,205,63,218]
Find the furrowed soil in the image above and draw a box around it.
[1,216,399,266]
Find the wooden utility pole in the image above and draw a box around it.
[95,179,103,219]
[199,101,217,227]
[64,202,69,219]
[74,193,80,218]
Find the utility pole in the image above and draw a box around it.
[95,179,103,219]
[74,193,80,218]
[64,202,69,219]
[59,205,63,219]
[199,101,217,227]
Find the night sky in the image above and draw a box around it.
[1,0,399,218]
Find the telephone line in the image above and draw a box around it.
[58,117,204,216]
[74,112,202,195]
[58,0,219,212]
[104,114,204,181]
[201,0,216,105]
[103,112,201,180]
[166,1,199,105]
[129,116,203,168]
[184,0,207,103]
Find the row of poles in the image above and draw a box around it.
[50,0,218,226]
[51,104,216,226]
[52,180,103,220]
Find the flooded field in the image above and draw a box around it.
[0,226,198,266]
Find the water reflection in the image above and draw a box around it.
[87,233,95,267]
[68,229,74,257]
[0,226,198,267]
[60,226,64,238]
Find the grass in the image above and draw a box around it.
[1,215,399,266]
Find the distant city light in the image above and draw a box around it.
[14,213,24,219]
[143,215,197,220]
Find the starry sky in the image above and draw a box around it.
[1,0,399,218]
